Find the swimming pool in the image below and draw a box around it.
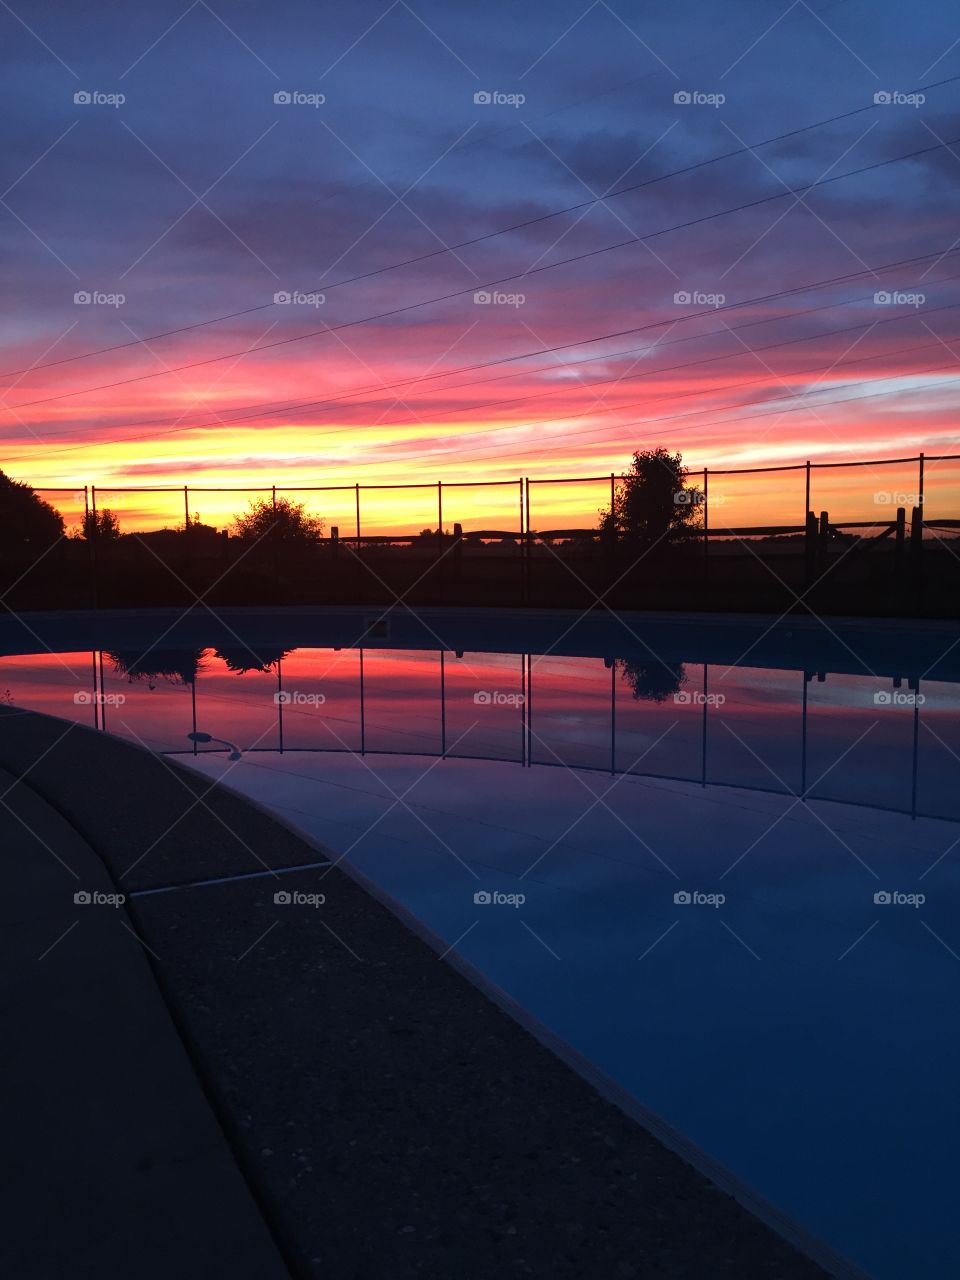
[3,607,958,1278]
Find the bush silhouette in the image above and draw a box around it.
[232,497,324,545]
[79,508,121,541]
[215,645,292,674]
[0,470,65,553]
[107,647,207,687]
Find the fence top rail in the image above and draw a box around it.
[436,478,521,489]
[82,480,526,494]
[90,485,207,494]
[807,453,932,470]
[523,454,960,484]
[192,485,359,493]
[83,484,363,494]
[703,463,807,477]
[526,474,618,486]
[351,482,444,491]
[23,450,960,496]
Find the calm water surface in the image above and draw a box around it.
[3,614,959,1279]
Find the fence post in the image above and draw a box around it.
[355,483,361,550]
[818,510,831,585]
[702,466,709,580]
[437,481,443,560]
[524,477,531,605]
[90,484,100,608]
[82,486,95,608]
[440,649,446,757]
[183,485,190,532]
[895,507,906,564]
[805,510,817,586]
[277,656,284,754]
[519,476,525,603]
[609,656,616,776]
[270,485,280,593]
[910,505,923,579]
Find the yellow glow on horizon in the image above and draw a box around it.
[6,401,960,533]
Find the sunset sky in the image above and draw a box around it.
[2,0,960,530]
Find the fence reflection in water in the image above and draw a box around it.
[6,645,959,824]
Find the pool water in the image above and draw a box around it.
[3,612,959,1278]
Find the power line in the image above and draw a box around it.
[314,299,960,430]
[112,298,960,452]
[4,72,947,378]
[394,361,960,470]
[15,320,957,478]
[2,86,959,401]
[7,247,959,460]
[19,361,960,487]
[99,250,960,433]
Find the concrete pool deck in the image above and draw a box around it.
[0,739,289,1279]
[0,704,857,1278]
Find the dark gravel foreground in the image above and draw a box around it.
[0,706,835,1279]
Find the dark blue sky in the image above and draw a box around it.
[2,0,959,497]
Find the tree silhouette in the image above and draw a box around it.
[107,647,207,687]
[618,658,685,702]
[599,449,702,546]
[214,645,293,674]
[232,497,324,545]
[79,508,121,541]
[0,470,65,552]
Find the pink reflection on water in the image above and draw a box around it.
[2,647,960,820]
